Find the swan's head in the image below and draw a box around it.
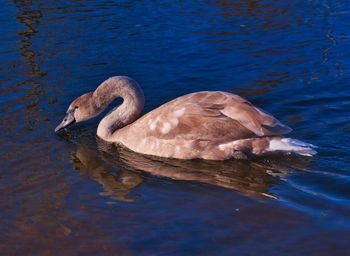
[55,92,97,132]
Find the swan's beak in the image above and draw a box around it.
[55,112,76,133]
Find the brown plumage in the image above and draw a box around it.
[55,76,317,160]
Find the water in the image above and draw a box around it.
[1,0,350,255]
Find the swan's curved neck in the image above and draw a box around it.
[94,76,145,141]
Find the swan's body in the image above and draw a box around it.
[55,76,316,160]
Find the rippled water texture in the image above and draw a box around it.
[1,0,350,255]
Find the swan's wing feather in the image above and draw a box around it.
[220,100,292,136]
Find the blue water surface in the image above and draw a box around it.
[0,0,350,255]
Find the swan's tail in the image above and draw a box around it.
[266,138,317,156]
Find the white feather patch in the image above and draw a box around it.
[174,108,185,117]
[161,122,172,134]
[267,138,317,156]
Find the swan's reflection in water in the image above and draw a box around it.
[71,145,143,202]
[69,136,313,202]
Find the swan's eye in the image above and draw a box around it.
[75,105,79,109]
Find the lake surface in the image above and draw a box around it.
[1,0,350,255]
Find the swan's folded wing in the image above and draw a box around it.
[137,91,291,141]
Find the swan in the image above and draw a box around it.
[55,76,317,160]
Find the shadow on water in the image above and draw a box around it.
[61,130,315,202]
